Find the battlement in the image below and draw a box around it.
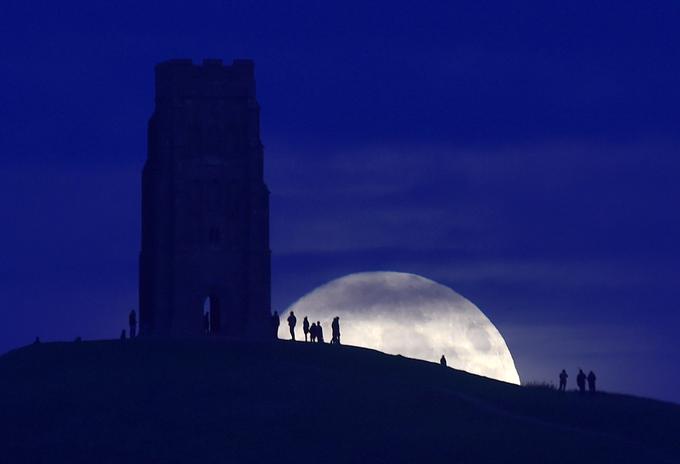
[155,58,256,99]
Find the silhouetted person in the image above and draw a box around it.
[272,311,280,339]
[310,322,318,343]
[129,310,137,338]
[120,329,127,340]
[587,371,597,394]
[303,316,310,342]
[33,336,40,345]
[559,369,568,392]
[316,321,324,343]
[440,355,447,367]
[577,369,586,394]
[287,311,297,341]
[203,311,210,335]
[74,336,82,343]
[331,316,341,344]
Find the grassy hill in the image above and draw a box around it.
[1,338,679,463]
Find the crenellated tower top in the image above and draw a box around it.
[154,58,256,100]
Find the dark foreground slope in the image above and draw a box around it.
[1,339,679,464]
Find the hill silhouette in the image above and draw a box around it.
[1,339,678,463]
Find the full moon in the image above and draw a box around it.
[280,271,521,384]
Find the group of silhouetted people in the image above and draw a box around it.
[559,368,597,394]
[271,310,340,345]
[309,319,325,343]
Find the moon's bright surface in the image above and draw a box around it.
[281,271,521,384]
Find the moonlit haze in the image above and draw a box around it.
[281,272,521,384]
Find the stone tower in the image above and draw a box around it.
[139,58,271,338]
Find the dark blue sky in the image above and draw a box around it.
[1,1,679,402]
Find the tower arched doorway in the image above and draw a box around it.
[203,295,221,335]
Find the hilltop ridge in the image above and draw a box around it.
[1,339,678,463]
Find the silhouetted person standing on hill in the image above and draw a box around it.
[316,321,324,343]
[310,322,317,342]
[129,310,137,338]
[440,355,447,367]
[287,311,297,341]
[559,369,568,392]
[303,316,310,342]
[331,316,341,344]
[272,311,280,339]
[577,369,586,394]
[587,371,597,394]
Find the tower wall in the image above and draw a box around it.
[139,59,271,338]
